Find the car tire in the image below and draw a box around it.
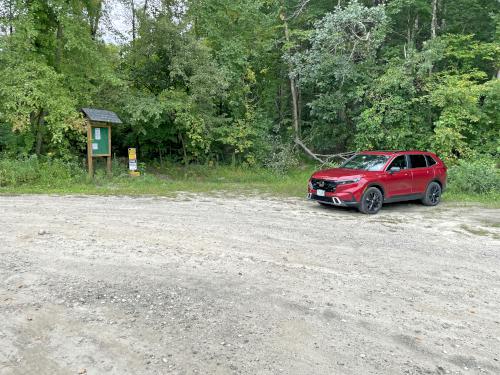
[359,187,383,214]
[421,181,442,206]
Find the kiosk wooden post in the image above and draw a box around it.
[87,123,93,176]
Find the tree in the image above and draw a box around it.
[120,3,232,163]
[0,0,117,155]
[289,1,388,154]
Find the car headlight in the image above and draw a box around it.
[337,177,361,185]
[308,179,313,189]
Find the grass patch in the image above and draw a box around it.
[442,191,500,208]
[1,156,499,207]
[0,158,316,198]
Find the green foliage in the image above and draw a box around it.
[0,0,116,155]
[119,6,268,164]
[292,1,388,86]
[0,0,497,193]
[0,155,85,187]
[429,72,485,160]
[0,59,85,153]
[448,157,500,194]
[1,155,498,206]
[290,1,388,152]
[264,137,300,175]
[354,33,498,160]
[355,63,427,150]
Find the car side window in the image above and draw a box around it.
[387,155,407,170]
[425,155,437,166]
[409,154,427,168]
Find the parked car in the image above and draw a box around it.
[307,151,447,214]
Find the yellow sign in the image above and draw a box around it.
[128,148,137,160]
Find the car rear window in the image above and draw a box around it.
[409,154,427,168]
[425,155,437,166]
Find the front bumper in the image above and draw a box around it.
[307,193,358,207]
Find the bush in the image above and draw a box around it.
[264,138,299,175]
[447,157,500,194]
[0,155,86,187]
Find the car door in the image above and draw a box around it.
[409,154,432,194]
[383,155,412,198]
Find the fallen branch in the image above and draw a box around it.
[294,137,324,163]
[294,137,355,166]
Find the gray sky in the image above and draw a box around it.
[100,0,186,44]
[100,0,140,44]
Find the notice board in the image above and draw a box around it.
[91,126,110,156]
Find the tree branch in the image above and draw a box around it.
[289,0,311,20]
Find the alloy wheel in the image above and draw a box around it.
[365,190,382,213]
[429,185,441,204]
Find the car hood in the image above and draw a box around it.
[311,168,366,180]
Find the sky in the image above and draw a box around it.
[100,0,138,44]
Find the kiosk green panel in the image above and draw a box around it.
[91,127,110,156]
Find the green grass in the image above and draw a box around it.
[441,191,500,207]
[1,157,498,207]
[0,162,317,198]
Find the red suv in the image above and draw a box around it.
[307,151,447,214]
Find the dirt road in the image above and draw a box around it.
[0,195,499,374]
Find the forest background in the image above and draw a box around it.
[0,0,498,202]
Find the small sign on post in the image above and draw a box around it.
[128,148,140,176]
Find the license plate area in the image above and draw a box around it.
[316,189,325,197]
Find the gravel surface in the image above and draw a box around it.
[0,194,499,375]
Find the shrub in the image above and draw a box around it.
[264,138,299,175]
[0,155,86,187]
[447,157,500,194]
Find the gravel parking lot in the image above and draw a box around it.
[0,194,499,375]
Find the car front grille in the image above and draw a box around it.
[311,178,337,192]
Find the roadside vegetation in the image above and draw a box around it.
[1,156,498,207]
[0,0,498,204]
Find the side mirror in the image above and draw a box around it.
[388,166,401,174]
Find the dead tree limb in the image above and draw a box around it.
[294,137,324,163]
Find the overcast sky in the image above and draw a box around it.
[100,0,139,44]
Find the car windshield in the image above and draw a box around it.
[340,154,389,171]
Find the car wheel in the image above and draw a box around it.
[359,187,383,214]
[422,181,442,206]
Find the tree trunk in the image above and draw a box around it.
[431,0,438,39]
[282,15,301,140]
[179,133,188,166]
[55,21,63,72]
[90,1,102,40]
[35,109,45,156]
[8,0,13,34]
[440,0,446,32]
[131,0,136,42]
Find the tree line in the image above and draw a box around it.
[0,0,498,166]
